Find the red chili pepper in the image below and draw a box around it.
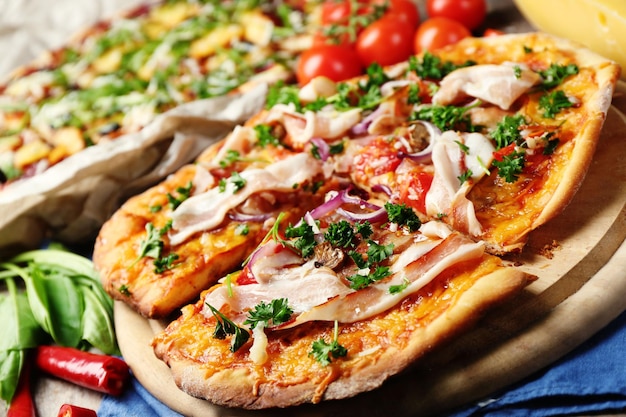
[7,360,36,417]
[57,404,98,417]
[35,346,131,396]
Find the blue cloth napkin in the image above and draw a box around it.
[99,310,626,417]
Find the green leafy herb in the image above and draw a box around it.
[236,224,250,236]
[354,221,373,240]
[366,241,394,264]
[389,277,410,295]
[118,284,131,296]
[153,253,180,273]
[219,149,242,168]
[407,83,421,105]
[285,221,317,258]
[543,136,560,155]
[348,265,391,290]
[513,65,522,79]
[455,140,470,154]
[538,63,579,89]
[324,220,357,248]
[219,172,247,193]
[523,45,533,54]
[254,124,281,148]
[243,298,293,329]
[266,81,302,111]
[0,248,118,402]
[206,303,250,352]
[539,90,575,118]
[384,202,421,232]
[132,221,172,266]
[411,103,479,132]
[309,321,347,366]
[149,204,162,213]
[492,150,525,183]
[491,114,526,149]
[167,181,193,210]
[409,52,475,80]
[458,169,473,184]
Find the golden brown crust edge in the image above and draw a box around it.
[154,268,534,409]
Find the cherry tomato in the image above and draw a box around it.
[296,44,363,86]
[356,14,415,67]
[376,0,421,28]
[321,0,371,25]
[413,17,471,53]
[426,0,487,31]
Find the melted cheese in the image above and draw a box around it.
[170,152,322,245]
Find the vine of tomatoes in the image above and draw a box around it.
[297,0,493,85]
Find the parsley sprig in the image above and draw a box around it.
[243,298,293,329]
[167,181,192,210]
[492,151,526,183]
[539,90,575,118]
[384,202,421,232]
[410,102,480,132]
[347,240,394,290]
[491,114,527,149]
[538,63,579,89]
[309,321,347,366]
[206,303,250,352]
[130,221,179,273]
[408,52,476,80]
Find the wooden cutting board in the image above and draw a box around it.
[115,82,626,417]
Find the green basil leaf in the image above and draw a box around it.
[81,287,118,355]
[23,268,84,347]
[0,290,45,351]
[0,349,23,404]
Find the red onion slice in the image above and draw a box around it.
[227,210,273,223]
[336,207,388,223]
[310,137,330,161]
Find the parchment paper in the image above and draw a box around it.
[0,0,270,252]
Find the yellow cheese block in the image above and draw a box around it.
[514,0,626,78]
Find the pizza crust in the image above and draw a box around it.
[153,263,533,409]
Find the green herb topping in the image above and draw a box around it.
[309,321,347,366]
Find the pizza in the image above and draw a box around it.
[0,0,311,190]
[94,32,620,409]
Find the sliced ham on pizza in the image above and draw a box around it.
[152,190,535,408]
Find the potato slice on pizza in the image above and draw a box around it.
[93,114,339,319]
[152,188,535,408]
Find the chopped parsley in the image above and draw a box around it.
[153,253,180,273]
[254,124,281,148]
[118,284,131,297]
[285,221,317,258]
[491,114,526,149]
[132,221,172,265]
[411,102,479,132]
[347,240,394,290]
[458,169,473,184]
[243,298,293,329]
[513,65,522,79]
[492,150,526,183]
[266,81,302,111]
[408,52,476,80]
[539,90,575,118]
[407,83,421,105]
[389,277,410,295]
[309,321,347,366]
[167,181,193,210]
[538,63,579,89]
[384,202,421,232]
[219,171,247,193]
[324,220,357,248]
[235,224,249,236]
[206,303,250,352]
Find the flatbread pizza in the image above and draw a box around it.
[93,32,619,409]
